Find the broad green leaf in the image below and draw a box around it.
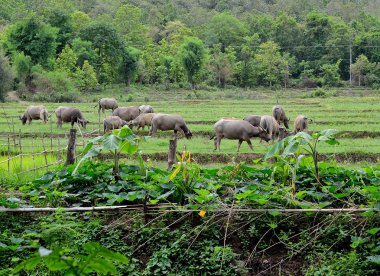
[264,139,284,160]
[118,125,133,137]
[367,228,380,235]
[83,258,117,274]
[103,135,120,150]
[13,256,41,272]
[156,190,175,200]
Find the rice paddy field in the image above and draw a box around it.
[1,87,380,172]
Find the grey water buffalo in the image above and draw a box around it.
[294,115,309,133]
[260,115,286,141]
[211,118,271,152]
[103,116,128,132]
[96,98,118,113]
[243,115,261,127]
[55,106,89,128]
[128,113,157,131]
[272,105,289,129]
[112,106,140,122]
[19,106,49,125]
[149,114,192,139]
[139,105,154,113]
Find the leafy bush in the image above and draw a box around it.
[31,70,78,102]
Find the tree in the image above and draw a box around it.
[119,47,140,86]
[71,38,96,67]
[44,9,73,54]
[71,11,91,35]
[5,15,58,67]
[113,4,148,46]
[55,44,77,77]
[76,60,97,92]
[351,54,370,86]
[12,51,32,89]
[209,44,236,88]
[273,12,302,57]
[354,31,380,63]
[320,60,341,87]
[179,37,206,89]
[253,41,288,87]
[203,12,247,51]
[0,50,14,101]
[79,22,124,82]
[245,14,274,42]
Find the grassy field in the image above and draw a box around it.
[1,87,380,171]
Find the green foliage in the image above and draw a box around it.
[76,60,98,92]
[179,36,206,89]
[55,44,77,76]
[14,242,129,275]
[0,50,14,101]
[12,51,31,85]
[79,22,124,82]
[203,12,247,50]
[31,69,77,102]
[44,8,73,54]
[320,60,342,87]
[253,41,288,87]
[119,47,140,86]
[5,15,58,67]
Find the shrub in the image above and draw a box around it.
[31,70,78,102]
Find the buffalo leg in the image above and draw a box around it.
[246,139,253,151]
[237,139,243,152]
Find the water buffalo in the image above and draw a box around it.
[103,116,128,132]
[243,115,261,127]
[128,113,157,131]
[19,106,48,125]
[260,115,283,141]
[149,114,192,139]
[96,98,118,114]
[272,105,289,129]
[294,115,309,133]
[112,106,140,122]
[139,105,154,113]
[55,106,89,128]
[211,118,271,152]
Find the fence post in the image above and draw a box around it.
[66,128,77,166]
[7,134,10,173]
[167,138,177,170]
[18,129,22,172]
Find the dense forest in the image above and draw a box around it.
[1,0,380,101]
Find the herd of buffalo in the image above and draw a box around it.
[19,98,309,152]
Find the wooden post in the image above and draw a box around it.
[7,134,10,173]
[31,134,36,174]
[42,135,48,166]
[167,138,177,170]
[57,135,61,161]
[66,128,77,166]
[18,129,22,172]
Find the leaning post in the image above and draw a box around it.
[66,128,77,166]
[167,138,177,170]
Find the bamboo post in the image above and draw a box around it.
[57,135,61,161]
[42,135,48,166]
[31,134,36,174]
[7,134,10,173]
[66,128,77,166]
[18,129,22,172]
[50,120,53,151]
[167,138,177,170]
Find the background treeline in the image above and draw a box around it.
[1,0,380,101]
